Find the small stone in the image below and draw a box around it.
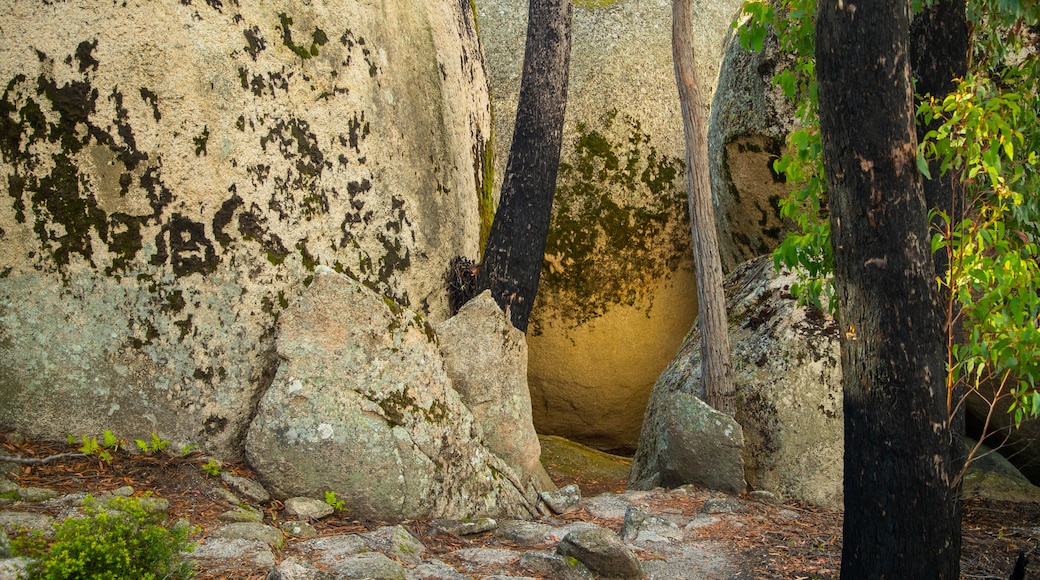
[189,538,275,569]
[330,552,406,580]
[213,486,241,505]
[749,490,781,504]
[684,513,719,530]
[557,526,643,580]
[0,527,9,558]
[17,487,58,502]
[496,520,554,545]
[432,517,497,536]
[267,556,334,580]
[361,524,426,565]
[412,559,467,580]
[518,551,594,580]
[296,535,367,566]
[0,557,30,579]
[452,547,521,568]
[0,512,53,534]
[106,486,135,497]
[280,520,318,538]
[620,506,683,543]
[218,504,264,523]
[539,484,581,514]
[221,472,270,503]
[581,493,631,520]
[542,521,601,544]
[212,522,284,549]
[284,496,334,520]
[0,480,18,497]
[702,497,740,514]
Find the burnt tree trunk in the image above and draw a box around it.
[673,0,735,414]
[816,0,962,575]
[478,0,573,333]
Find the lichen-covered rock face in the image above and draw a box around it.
[632,256,843,509]
[475,0,742,453]
[0,0,491,455]
[629,389,747,495]
[245,267,536,521]
[708,27,796,272]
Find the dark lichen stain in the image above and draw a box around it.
[213,192,244,247]
[376,390,415,428]
[347,112,370,153]
[536,109,688,331]
[204,415,228,435]
[139,87,161,121]
[296,239,318,271]
[278,13,328,60]
[151,214,218,277]
[260,117,325,179]
[193,125,209,156]
[74,40,99,73]
[166,289,186,313]
[243,26,266,61]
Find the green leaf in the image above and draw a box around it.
[916,148,933,179]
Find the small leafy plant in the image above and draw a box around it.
[69,430,121,463]
[200,459,222,477]
[13,495,195,579]
[134,433,170,456]
[324,490,347,512]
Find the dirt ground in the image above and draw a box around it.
[2,433,1038,579]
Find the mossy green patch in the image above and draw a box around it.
[536,109,688,331]
[278,13,328,60]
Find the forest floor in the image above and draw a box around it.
[2,432,1038,579]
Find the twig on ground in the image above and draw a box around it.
[0,452,88,465]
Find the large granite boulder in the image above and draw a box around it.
[245,267,536,521]
[708,24,796,272]
[475,0,744,453]
[631,256,843,509]
[435,290,555,492]
[0,0,491,456]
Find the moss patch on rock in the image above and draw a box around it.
[536,109,688,331]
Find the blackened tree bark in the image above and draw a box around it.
[816,0,961,575]
[673,0,734,414]
[478,0,573,332]
[910,0,969,500]
[911,0,969,279]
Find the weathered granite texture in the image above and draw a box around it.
[0,0,491,456]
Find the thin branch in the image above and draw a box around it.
[0,452,88,465]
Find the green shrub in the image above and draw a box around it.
[15,495,195,579]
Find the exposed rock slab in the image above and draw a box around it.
[709,26,796,271]
[245,267,534,520]
[0,0,492,458]
[632,255,843,508]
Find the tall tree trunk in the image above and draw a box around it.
[910,0,969,509]
[816,0,961,575]
[673,0,734,414]
[911,0,969,280]
[479,0,573,333]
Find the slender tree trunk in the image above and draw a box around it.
[673,0,734,414]
[911,0,969,280]
[910,0,969,516]
[816,0,961,575]
[479,0,573,333]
